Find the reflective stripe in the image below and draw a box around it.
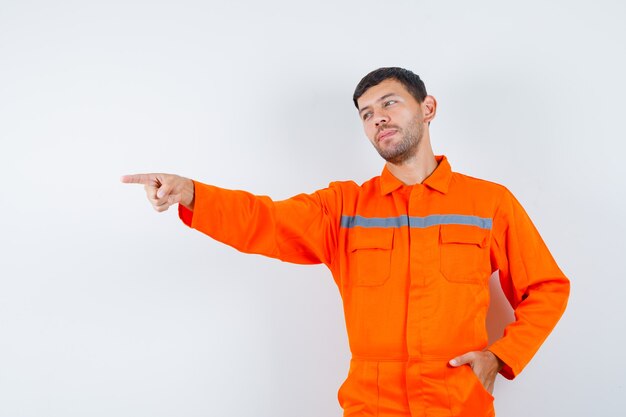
[340,214,492,230]
[341,215,409,229]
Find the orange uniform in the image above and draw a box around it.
[178,155,570,417]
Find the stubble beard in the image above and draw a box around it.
[375,118,423,165]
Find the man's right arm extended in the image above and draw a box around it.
[121,173,341,267]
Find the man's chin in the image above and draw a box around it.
[380,152,408,165]
[377,147,416,165]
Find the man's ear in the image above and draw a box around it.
[422,95,437,123]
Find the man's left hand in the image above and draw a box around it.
[448,350,504,395]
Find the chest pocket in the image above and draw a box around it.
[439,224,491,284]
[348,228,394,286]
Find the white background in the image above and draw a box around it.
[1,1,624,416]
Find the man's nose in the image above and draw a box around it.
[373,112,389,126]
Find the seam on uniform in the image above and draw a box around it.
[375,361,380,417]
[443,366,454,417]
[352,356,409,362]
[322,184,341,268]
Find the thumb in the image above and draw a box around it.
[449,352,474,367]
[156,182,176,200]
[156,185,168,199]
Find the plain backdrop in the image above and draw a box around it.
[1,1,625,416]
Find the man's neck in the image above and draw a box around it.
[385,145,438,186]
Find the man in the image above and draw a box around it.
[122,67,570,417]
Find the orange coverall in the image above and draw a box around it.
[178,155,570,417]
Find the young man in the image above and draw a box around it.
[122,67,570,417]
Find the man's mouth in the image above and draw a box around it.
[377,129,397,142]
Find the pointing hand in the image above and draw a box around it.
[121,173,195,212]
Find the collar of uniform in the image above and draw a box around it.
[380,155,452,195]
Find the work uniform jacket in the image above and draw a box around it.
[178,155,570,417]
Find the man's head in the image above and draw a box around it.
[353,67,436,165]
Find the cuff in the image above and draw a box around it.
[178,203,194,227]
[487,344,518,380]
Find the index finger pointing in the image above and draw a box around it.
[120,174,156,185]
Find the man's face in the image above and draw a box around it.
[357,78,426,164]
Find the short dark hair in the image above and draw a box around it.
[353,67,427,110]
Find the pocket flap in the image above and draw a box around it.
[440,224,489,247]
[348,227,394,251]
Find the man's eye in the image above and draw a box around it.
[363,113,371,120]
[384,100,396,106]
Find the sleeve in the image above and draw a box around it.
[486,188,570,380]
[177,180,341,267]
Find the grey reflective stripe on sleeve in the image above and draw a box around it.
[340,214,492,230]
